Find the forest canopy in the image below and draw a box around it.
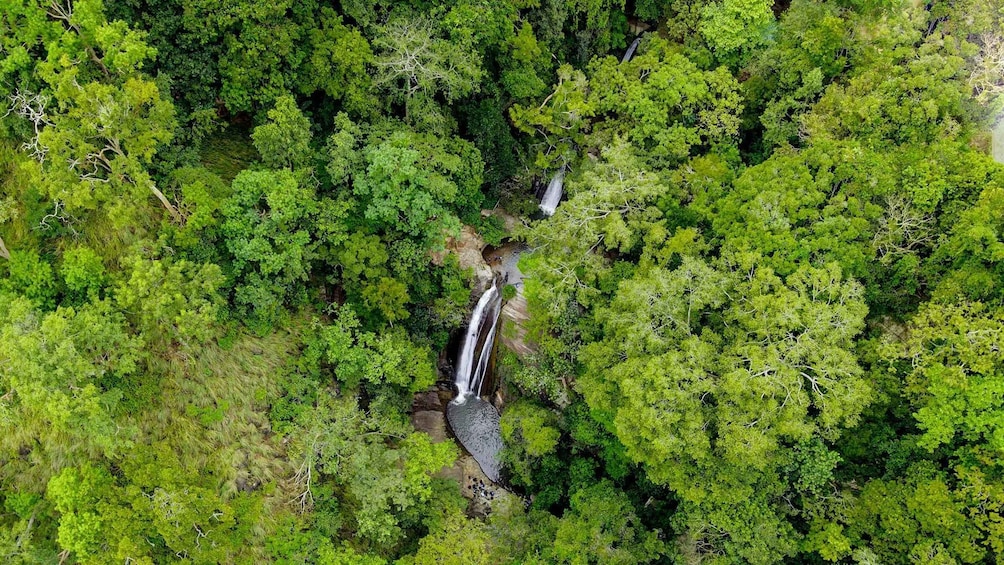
[2,0,1004,563]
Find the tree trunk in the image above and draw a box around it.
[149,181,183,223]
[0,235,9,260]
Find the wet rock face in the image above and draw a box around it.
[484,241,536,359]
[446,397,503,482]
[500,294,535,358]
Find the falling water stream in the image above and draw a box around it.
[538,40,640,216]
[459,37,644,480]
[452,284,503,403]
[539,168,565,216]
[622,37,642,63]
[446,283,505,482]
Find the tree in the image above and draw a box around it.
[500,401,562,486]
[0,249,57,309]
[372,16,483,122]
[520,139,669,314]
[46,464,139,564]
[167,166,230,249]
[806,463,992,563]
[710,142,883,279]
[221,169,319,322]
[879,300,1004,452]
[286,392,456,549]
[803,33,972,146]
[0,294,141,479]
[552,481,663,564]
[928,181,1004,302]
[59,245,106,304]
[312,306,437,395]
[498,21,549,101]
[353,128,483,250]
[183,0,311,114]
[324,112,364,188]
[300,8,374,115]
[14,0,181,227]
[699,0,774,58]
[0,0,60,101]
[743,0,850,150]
[0,187,18,263]
[511,37,743,171]
[37,75,178,224]
[121,443,252,564]
[410,507,493,565]
[578,255,869,562]
[585,37,742,168]
[251,95,313,170]
[509,64,591,171]
[113,247,224,347]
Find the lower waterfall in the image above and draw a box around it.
[446,283,505,482]
[453,283,502,403]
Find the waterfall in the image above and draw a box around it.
[622,37,642,63]
[539,168,565,216]
[447,283,505,481]
[453,284,503,404]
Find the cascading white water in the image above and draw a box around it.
[539,168,565,216]
[453,284,503,404]
[470,300,502,397]
[622,37,642,63]
[447,283,505,480]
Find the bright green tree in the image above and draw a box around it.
[312,306,436,394]
[699,0,774,57]
[252,95,313,170]
[286,392,456,549]
[0,294,141,479]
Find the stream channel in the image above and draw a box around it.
[443,241,526,483]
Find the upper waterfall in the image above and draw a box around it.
[622,37,642,63]
[539,168,565,216]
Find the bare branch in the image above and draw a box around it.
[6,90,52,162]
[969,32,1004,107]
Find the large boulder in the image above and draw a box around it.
[412,390,443,412]
[481,208,522,233]
[432,224,493,293]
[412,410,448,444]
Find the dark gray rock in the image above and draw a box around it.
[446,397,503,482]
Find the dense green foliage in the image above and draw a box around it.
[2,0,1004,563]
